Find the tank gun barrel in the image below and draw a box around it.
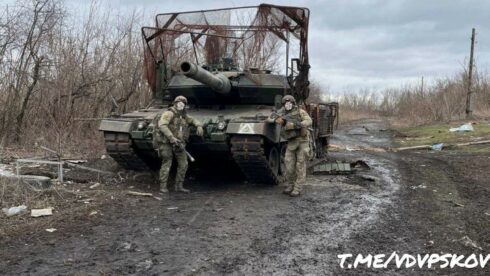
[180,61,231,94]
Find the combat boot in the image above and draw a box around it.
[290,185,300,197]
[283,185,294,195]
[175,182,190,193]
[160,186,169,193]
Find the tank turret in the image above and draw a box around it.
[180,61,231,94]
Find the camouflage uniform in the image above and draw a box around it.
[272,96,312,196]
[155,102,202,193]
[281,107,312,196]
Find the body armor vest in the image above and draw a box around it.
[280,108,302,140]
[167,108,190,141]
[153,108,190,146]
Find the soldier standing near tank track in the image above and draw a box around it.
[271,95,312,196]
[154,96,203,193]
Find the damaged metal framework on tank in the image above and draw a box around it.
[100,4,338,185]
[141,4,311,103]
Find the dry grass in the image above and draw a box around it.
[334,71,490,128]
[0,178,75,211]
[0,175,123,242]
[380,72,490,125]
[339,108,379,124]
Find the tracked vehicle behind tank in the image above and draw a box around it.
[99,4,338,184]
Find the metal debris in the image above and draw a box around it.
[360,174,380,182]
[31,208,53,217]
[313,161,352,175]
[351,160,370,170]
[65,162,114,175]
[89,183,101,189]
[16,159,63,182]
[126,191,153,197]
[65,159,87,164]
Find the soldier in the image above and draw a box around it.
[155,96,203,193]
[272,95,312,197]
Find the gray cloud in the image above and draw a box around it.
[62,0,490,94]
[305,0,490,93]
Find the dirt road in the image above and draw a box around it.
[1,119,489,275]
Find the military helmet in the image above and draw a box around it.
[174,95,188,104]
[281,95,296,104]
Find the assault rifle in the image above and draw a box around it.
[269,111,302,129]
[173,141,196,162]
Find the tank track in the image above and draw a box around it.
[230,135,279,185]
[103,132,149,171]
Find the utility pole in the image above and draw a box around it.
[420,76,424,94]
[465,28,476,119]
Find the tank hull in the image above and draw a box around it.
[99,106,288,184]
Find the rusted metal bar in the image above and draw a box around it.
[16,159,64,182]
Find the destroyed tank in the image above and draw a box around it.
[99,4,338,184]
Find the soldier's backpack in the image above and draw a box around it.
[151,111,164,149]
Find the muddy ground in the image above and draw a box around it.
[0,119,489,275]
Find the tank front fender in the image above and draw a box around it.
[99,119,134,133]
[226,122,281,143]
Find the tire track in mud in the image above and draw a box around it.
[0,119,404,275]
[204,119,402,275]
[328,146,490,275]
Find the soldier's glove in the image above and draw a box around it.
[275,117,285,125]
[169,137,180,144]
[285,122,295,130]
[173,141,185,152]
[196,126,204,137]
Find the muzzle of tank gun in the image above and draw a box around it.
[180,61,231,94]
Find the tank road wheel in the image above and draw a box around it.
[230,135,280,185]
[103,132,149,171]
[267,146,280,178]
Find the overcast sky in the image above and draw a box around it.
[4,0,490,95]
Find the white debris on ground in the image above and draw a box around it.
[89,182,100,189]
[2,205,28,217]
[449,123,474,132]
[31,208,54,217]
[0,164,15,177]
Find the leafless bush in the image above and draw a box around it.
[0,0,152,157]
[331,69,490,125]
[378,70,490,125]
